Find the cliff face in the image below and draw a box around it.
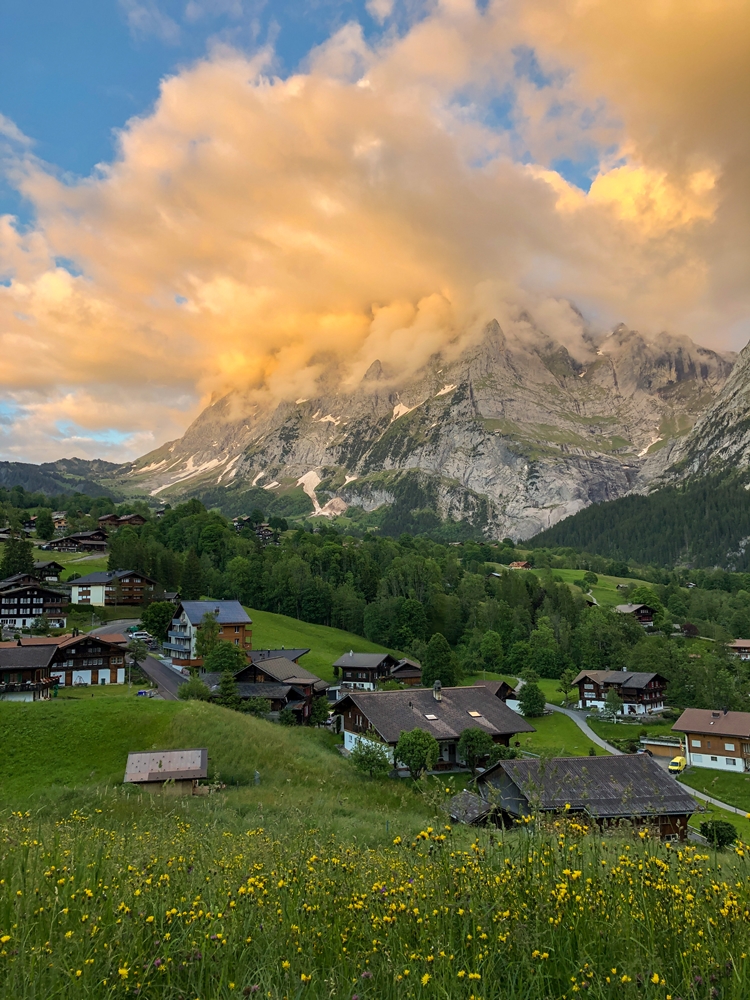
[117,321,735,538]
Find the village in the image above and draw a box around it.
[2,547,748,845]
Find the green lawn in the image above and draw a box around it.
[514,710,608,758]
[679,767,750,814]
[527,567,651,608]
[32,545,109,581]
[588,717,678,742]
[537,677,566,706]
[244,606,398,682]
[0,696,182,800]
[687,797,750,843]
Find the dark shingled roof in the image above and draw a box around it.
[447,790,494,825]
[248,648,309,664]
[337,686,535,745]
[571,670,665,690]
[202,675,292,701]
[71,569,157,586]
[478,755,696,819]
[333,652,398,669]
[247,655,326,688]
[0,645,57,669]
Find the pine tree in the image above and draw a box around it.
[0,536,34,578]
[216,669,240,711]
[181,549,203,600]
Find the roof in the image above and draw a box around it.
[70,570,157,586]
[473,680,517,698]
[247,655,325,687]
[248,648,309,664]
[478,755,696,819]
[0,636,67,647]
[0,645,57,669]
[124,748,208,783]
[177,600,252,625]
[336,686,535,745]
[202,675,292,701]
[447,790,494,825]
[728,640,750,650]
[572,670,665,690]
[34,560,64,569]
[56,633,123,652]
[672,708,750,739]
[615,603,655,614]
[332,651,398,669]
[391,659,422,677]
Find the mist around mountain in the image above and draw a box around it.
[108,319,734,539]
[3,319,744,545]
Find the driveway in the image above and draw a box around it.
[91,622,186,700]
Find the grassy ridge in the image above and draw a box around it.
[245,606,397,682]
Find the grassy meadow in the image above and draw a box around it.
[244,607,398,683]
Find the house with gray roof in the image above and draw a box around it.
[336,682,535,770]
[333,650,399,690]
[235,655,328,722]
[476,755,696,840]
[0,644,57,702]
[165,600,252,669]
[572,669,667,716]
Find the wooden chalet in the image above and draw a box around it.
[43,529,108,553]
[572,669,667,716]
[234,655,328,722]
[0,583,67,629]
[333,650,399,690]
[70,570,159,607]
[34,560,64,582]
[476,755,696,841]
[0,644,57,701]
[50,633,127,686]
[728,640,750,661]
[389,658,422,686]
[337,683,535,770]
[615,603,656,626]
[98,513,147,529]
[509,561,531,570]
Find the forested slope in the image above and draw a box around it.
[529,474,750,569]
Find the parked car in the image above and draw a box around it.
[668,756,687,774]
[130,631,153,642]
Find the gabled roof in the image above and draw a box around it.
[672,708,750,739]
[248,648,309,664]
[0,645,57,669]
[337,686,535,744]
[34,560,64,570]
[177,600,251,625]
[0,572,39,588]
[243,655,324,687]
[71,570,157,586]
[448,790,494,825]
[124,748,207,783]
[202,675,292,701]
[333,651,399,669]
[478,755,696,818]
[56,633,123,652]
[615,603,655,614]
[572,670,665,690]
[0,583,64,598]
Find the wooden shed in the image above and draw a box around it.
[124,748,208,795]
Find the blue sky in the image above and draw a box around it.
[0,0,400,220]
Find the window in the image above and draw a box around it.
[725,743,735,751]
[727,758,737,766]
[83,658,103,666]
[234,639,239,646]
[691,739,701,748]
[235,626,240,633]
[424,714,438,721]
[692,753,703,762]
[706,740,712,748]
[468,711,481,718]
[711,756,718,762]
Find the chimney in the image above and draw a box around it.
[724,707,728,715]
[16,637,22,646]
[433,680,442,702]
[349,649,354,658]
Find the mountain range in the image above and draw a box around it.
[4,318,742,540]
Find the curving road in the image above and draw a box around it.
[90,621,186,700]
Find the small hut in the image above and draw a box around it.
[124,748,208,795]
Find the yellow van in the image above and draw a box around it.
[668,756,687,774]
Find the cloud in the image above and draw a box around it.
[119,0,182,44]
[0,0,747,462]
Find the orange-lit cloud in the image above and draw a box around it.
[0,0,747,462]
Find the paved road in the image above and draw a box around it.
[675,781,749,818]
[546,703,624,754]
[90,622,185,700]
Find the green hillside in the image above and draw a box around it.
[526,566,651,607]
[528,472,750,569]
[245,606,398,682]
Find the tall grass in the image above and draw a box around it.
[1,800,749,999]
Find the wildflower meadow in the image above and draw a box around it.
[2,800,750,1000]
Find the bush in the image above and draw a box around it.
[487,743,518,765]
[394,729,440,778]
[241,696,271,717]
[457,727,494,774]
[350,738,392,778]
[177,675,211,701]
[700,819,737,849]
[518,682,546,717]
[278,707,297,726]
[203,641,247,674]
